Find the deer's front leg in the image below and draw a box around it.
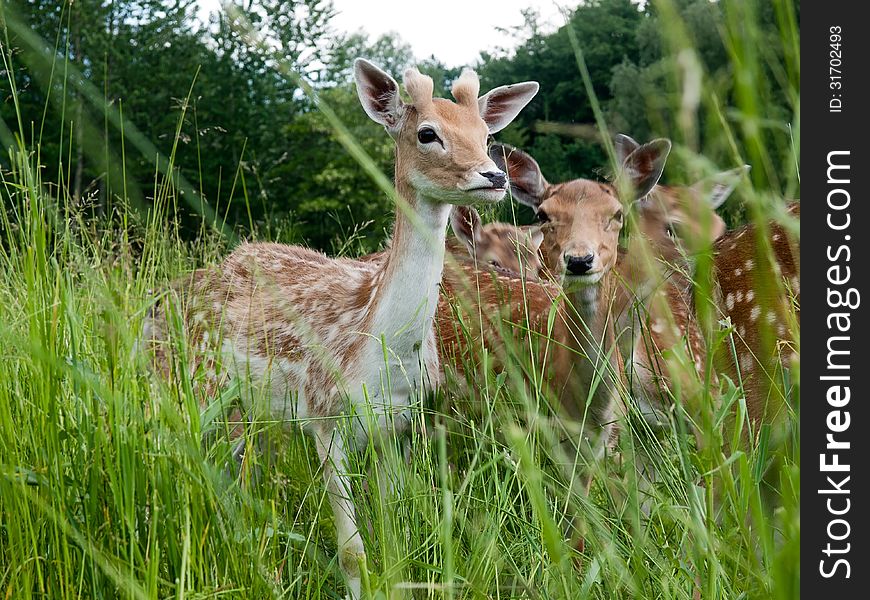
[563,419,617,555]
[313,425,365,600]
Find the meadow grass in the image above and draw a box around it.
[0,1,799,598]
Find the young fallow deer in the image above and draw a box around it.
[144,59,538,598]
[435,140,671,550]
[447,206,544,279]
[709,202,800,428]
[611,134,750,430]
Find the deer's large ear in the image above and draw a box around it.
[692,165,751,209]
[527,226,544,252]
[354,58,404,133]
[478,82,539,134]
[614,134,640,167]
[450,206,483,253]
[620,138,671,201]
[490,143,548,210]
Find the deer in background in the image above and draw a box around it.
[709,202,799,429]
[611,134,798,440]
[436,139,671,550]
[611,133,750,430]
[447,206,544,279]
[144,59,538,598]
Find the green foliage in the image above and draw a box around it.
[477,0,643,183]
[3,0,798,247]
[274,84,395,253]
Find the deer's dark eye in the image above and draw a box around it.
[613,210,623,223]
[536,210,550,223]
[489,260,501,268]
[417,128,439,144]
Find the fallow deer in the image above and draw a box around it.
[447,205,544,280]
[436,139,672,550]
[611,135,798,441]
[709,202,800,428]
[143,59,538,598]
[611,134,750,430]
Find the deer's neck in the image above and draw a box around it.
[567,281,607,342]
[556,275,620,427]
[367,177,450,352]
[617,239,695,325]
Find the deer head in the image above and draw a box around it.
[448,206,543,279]
[615,134,747,261]
[491,139,671,287]
[354,59,538,206]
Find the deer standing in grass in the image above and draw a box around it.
[611,135,798,438]
[144,59,537,598]
[490,139,669,434]
[436,139,671,549]
[708,202,799,429]
[611,134,750,430]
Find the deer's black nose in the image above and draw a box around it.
[480,170,507,188]
[565,253,595,275]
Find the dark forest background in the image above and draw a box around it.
[1,0,799,253]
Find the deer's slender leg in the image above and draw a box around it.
[314,424,365,600]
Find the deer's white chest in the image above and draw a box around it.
[344,316,434,445]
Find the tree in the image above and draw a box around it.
[477,0,644,185]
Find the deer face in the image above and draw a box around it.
[449,206,544,279]
[535,181,624,285]
[491,138,671,287]
[632,171,749,265]
[615,134,747,260]
[354,59,538,206]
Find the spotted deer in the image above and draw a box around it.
[611,135,798,438]
[436,139,671,549]
[499,136,669,481]
[611,134,750,430]
[709,202,800,428]
[143,59,538,598]
[447,205,544,279]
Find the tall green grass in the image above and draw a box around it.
[1,1,798,598]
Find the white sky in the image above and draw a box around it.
[197,1,567,67]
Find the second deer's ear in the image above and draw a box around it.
[527,226,544,252]
[692,165,751,209]
[490,143,548,210]
[620,138,672,201]
[614,133,640,168]
[450,206,483,252]
[478,82,539,134]
[354,58,404,134]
